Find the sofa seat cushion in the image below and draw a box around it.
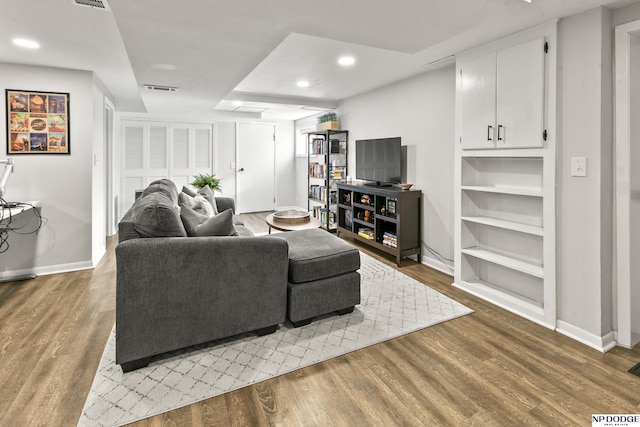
[180,206,237,237]
[131,192,187,238]
[274,229,360,283]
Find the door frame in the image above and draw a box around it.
[235,121,276,213]
[104,97,115,236]
[614,19,640,349]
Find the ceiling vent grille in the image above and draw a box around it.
[144,84,180,92]
[73,0,111,11]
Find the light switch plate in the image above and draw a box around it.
[571,157,587,177]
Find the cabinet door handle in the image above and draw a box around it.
[487,125,493,142]
[498,124,504,142]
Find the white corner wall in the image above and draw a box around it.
[555,7,615,349]
[92,78,107,265]
[339,66,456,273]
[0,63,99,277]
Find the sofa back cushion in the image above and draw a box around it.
[142,179,179,204]
[132,191,187,238]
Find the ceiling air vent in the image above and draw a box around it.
[144,84,180,92]
[73,0,111,11]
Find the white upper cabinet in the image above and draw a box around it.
[460,37,546,149]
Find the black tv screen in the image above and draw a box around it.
[356,137,402,185]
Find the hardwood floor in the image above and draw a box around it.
[1,212,639,426]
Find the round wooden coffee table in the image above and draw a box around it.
[265,213,322,233]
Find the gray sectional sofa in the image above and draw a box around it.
[116,179,289,372]
[116,179,361,373]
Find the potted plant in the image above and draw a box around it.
[191,173,222,192]
[316,112,338,131]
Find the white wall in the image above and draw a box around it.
[275,120,296,209]
[0,63,102,277]
[338,65,456,273]
[92,79,107,264]
[556,7,614,343]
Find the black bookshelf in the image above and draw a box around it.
[336,183,421,266]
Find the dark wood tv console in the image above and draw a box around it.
[336,183,421,266]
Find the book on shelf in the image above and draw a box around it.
[309,185,337,203]
[357,227,375,240]
[329,165,345,180]
[382,231,398,248]
[310,138,325,155]
[312,206,336,227]
[308,163,327,179]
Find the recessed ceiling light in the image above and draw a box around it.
[232,101,243,106]
[13,38,40,49]
[296,80,310,88]
[338,56,355,66]
[151,63,177,71]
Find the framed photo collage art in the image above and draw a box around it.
[6,89,70,154]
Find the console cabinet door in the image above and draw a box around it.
[496,37,545,148]
[460,53,497,150]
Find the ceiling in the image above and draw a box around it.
[1,0,639,121]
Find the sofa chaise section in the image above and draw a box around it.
[115,235,288,372]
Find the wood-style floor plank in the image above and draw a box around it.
[1,212,639,427]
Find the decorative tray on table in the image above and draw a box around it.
[272,210,310,224]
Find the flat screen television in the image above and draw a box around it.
[355,137,402,186]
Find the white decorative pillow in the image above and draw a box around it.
[178,192,215,217]
[194,194,214,217]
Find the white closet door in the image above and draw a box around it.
[496,37,545,148]
[122,123,146,211]
[170,127,191,188]
[149,125,169,182]
[459,53,497,149]
[121,121,214,216]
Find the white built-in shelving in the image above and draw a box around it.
[454,22,557,329]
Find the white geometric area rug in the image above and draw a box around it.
[78,252,472,427]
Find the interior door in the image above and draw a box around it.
[236,122,275,213]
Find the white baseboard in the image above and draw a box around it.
[0,261,94,281]
[421,256,454,276]
[556,320,617,353]
[275,205,306,212]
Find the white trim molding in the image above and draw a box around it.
[614,19,640,349]
[556,320,617,353]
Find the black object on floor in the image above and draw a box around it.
[628,361,640,377]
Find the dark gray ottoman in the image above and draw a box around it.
[274,228,361,327]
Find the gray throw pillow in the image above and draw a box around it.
[182,185,197,197]
[180,206,236,237]
[132,192,187,238]
[197,185,219,215]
